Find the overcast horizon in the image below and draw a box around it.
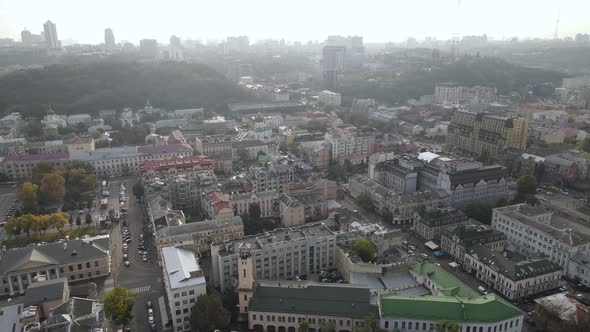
[1,0,589,44]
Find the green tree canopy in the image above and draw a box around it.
[357,191,373,211]
[103,286,135,329]
[132,181,145,200]
[517,173,538,195]
[352,238,376,262]
[433,320,461,332]
[190,294,230,332]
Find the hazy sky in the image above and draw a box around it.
[1,0,589,44]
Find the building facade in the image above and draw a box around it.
[0,236,110,296]
[414,208,469,241]
[447,110,528,157]
[161,247,207,332]
[440,221,506,263]
[211,223,337,292]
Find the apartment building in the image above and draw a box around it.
[156,216,244,257]
[194,135,233,156]
[161,247,207,332]
[0,236,110,296]
[441,221,506,263]
[373,156,422,194]
[318,90,342,106]
[0,112,23,138]
[464,244,562,300]
[279,192,328,227]
[210,223,337,292]
[246,158,307,193]
[232,140,269,160]
[0,138,26,157]
[139,155,214,178]
[435,83,497,105]
[492,204,590,272]
[417,153,515,209]
[447,109,528,157]
[230,190,279,218]
[414,208,469,240]
[324,128,375,160]
[299,141,330,170]
[347,174,450,224]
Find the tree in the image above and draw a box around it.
[357,191,372,211]
[85,214,93,225]
[132,182,145,200]
[534,162,545,183]
[298,320,310,332]
[76,215,82,227]
[68,214,74,226]
[517,173,538,195]
[31,161,55,184]
[190,294,230,332]
[320,320,336,332]
[49,212,68,235]
[248,203,262,221]
[17,182,38,213]
[579,137,590,153]
[433,320,461,332]
[40,173,66,203]
[3,218,17,239]
[237,148,250,162]
[19,214,34,238]
[464,202,494,225]
[103,286,135,330]
[352,238,376,262]
[354,314,377,332]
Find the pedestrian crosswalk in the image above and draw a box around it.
[130,285,151,293]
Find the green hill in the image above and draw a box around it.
[341,56,567,104]
[0,61,252,117]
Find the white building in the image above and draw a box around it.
[120,108,136,127]
[66,114,92,126]
[42,107,67,128]
[161,247,207,332]
[318,90,341,106]
[492,204,590,273]
[434,83,462,104]
[210,223,336,292]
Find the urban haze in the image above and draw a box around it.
[0,1,589,332]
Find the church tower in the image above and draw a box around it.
[237,243,254,315]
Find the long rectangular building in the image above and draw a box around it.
[0,236,110,296]
[492,204,590,272]
[211,222,336,292]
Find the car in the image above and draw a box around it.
[146,301,152,309]
[148,316,155,325]
[139,250,147,255]
[124,260,130,267]
[123,247,128,254]
[148,308,153,316]
[420,253,429,259]
[576,293,584,299]
[478,286,488,295]
[125,238,131,243]
[559,285,568,291]
[123,243,128,250]
[139,234,144,240]
[142,255,148,262]
[78,210,84,215]
[123,253,128,260]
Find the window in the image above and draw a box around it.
[86,262,91,268]
[69,266,73,272]
[95,261,99,267]
[175,310,180,315]
[183,308,188,314]
[78,264,82,270]
[174,293,179,298]
[385,321,389,328]
[175,301,180,306]
[189,290,194,295]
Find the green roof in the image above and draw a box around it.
[409,262,479,298]
[379,294,524,323]
[249,285,373,319]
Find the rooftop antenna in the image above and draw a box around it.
[451,0,461,60]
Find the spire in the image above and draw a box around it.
[145,99,152,109]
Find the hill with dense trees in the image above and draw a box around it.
[340,56,567,104]
[0,61,252,117]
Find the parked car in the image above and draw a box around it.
[124,261,130,267]
[142,255,148,262]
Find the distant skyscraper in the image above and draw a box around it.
[168,35,183,61]
[139,39,159,58]
[43,20,59,49]
[321,45,345,89]
[104,28,115,49]
[21,29,32,46]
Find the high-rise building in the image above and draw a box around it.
[446,109,528,157]
[21,29,32,46]
[139,39,158,58]
[321,45,345,89]
[169,35,183,61]
[43,20,59,49]
[170,35,181,48]
[104,28,115,49]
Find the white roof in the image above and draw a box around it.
[161,247,206,290]
[417,151,440,163]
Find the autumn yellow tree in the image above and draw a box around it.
[19,214,35,238]
[39,173,66,203]
[48,212,68,235]
[17,182,38,213]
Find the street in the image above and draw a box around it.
[106,178,167,332]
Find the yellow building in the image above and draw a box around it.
[447,110,528,157]
[65,137,95,153]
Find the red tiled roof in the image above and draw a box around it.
[138,155,212,173]
[4,152,69,162]
[208,191,232,210]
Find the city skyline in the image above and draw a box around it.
[1,0,589,45]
